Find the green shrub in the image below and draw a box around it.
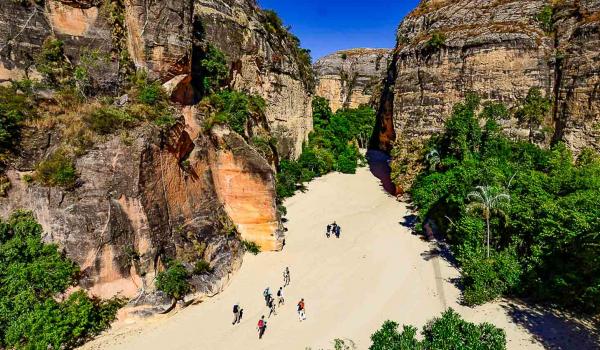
[35,150,77,188]
[0,211,124,349]
[138,81,164,105]
[0,85,35,152]
[370,309,506,350]
[193,260,212,275]
[197,44,229,96]
[537,5,554,32]
[341,53,348,60]
[242,240,261,255]
[426,31,446,50]
[203,90,265,136]
[461,248,522,305]
[155,261,191,300]
[85,106,136,134]
[36,37,71,87]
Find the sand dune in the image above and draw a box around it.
[81,167,545,350]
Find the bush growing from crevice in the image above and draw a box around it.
[155,261,191,300]
[0,84,35,153]
[202,90,266,137]
[0,211,125,349]
[35,150,77,188]
[537,5,555,33]
[242,240,261,255]
[84,106,136,135]
[425,31,446,50]
[193,259,213,275]
[370,309,506,350]
[195,44,229,97]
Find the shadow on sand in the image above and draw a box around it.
[366,149,397,196]
[501,301,600,350]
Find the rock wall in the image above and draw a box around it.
[372,0,600,154]
[195,0,313,159]
[314,48,390,112]
[0,0,308,309]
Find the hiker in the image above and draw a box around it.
[263,287,271,306]
[335,225,341,238]
[232,303,241,325]
[257,316,267,339]
[277,287,284,306]
[283,267,290,286]
[326,224,331,238]
[297,298,306,321]
[268,295,277,318]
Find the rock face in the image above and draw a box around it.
[314,48,391,112]
[0,0,308,311]
[195,0,314,159]
[372,0,600,154]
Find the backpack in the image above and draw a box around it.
[263,288,269,297]
[258,319,264,328]
[233,305,239,313]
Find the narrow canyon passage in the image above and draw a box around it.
[82,167,544,350]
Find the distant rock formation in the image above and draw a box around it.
[314,48,390,112]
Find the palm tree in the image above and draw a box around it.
[467,185,510,258]
[425,149,440,171]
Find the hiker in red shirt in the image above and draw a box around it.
[257,315,267,339]
[297,298,306,321]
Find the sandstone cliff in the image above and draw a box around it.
[195,0,314,159]
[314,48,390,112]
[0,0,309,312]
[372,0,600,154]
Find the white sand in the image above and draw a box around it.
[82,167,543,350]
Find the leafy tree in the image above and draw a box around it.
[0,211,123,349]
[155,261,191,300]
[197,44,229,96]
[466,186,510,258]
[515,88,552,142]
[370,309,506,350]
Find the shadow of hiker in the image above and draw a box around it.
[502,301,600,350]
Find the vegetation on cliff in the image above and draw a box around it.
[407,94,600,311]
[276,97,375,198]
[369,308,506,350]
[0,211,124,349]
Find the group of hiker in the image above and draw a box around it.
[326,221,341,238]
[232,267,306,339]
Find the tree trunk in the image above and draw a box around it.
[486,217,491,258]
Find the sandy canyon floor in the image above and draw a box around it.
[81,167,597,350]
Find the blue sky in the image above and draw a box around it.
[258,0,420,60]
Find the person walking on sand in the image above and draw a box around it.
[335,225,341,238]
[277,287,284,306]
[326,224,331,238]
[297,298,306,321]
[283,267,290,286]
[268,295,277,318]
[257,316,267,339]
[263,287,271,306]
[232,303,241,325]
